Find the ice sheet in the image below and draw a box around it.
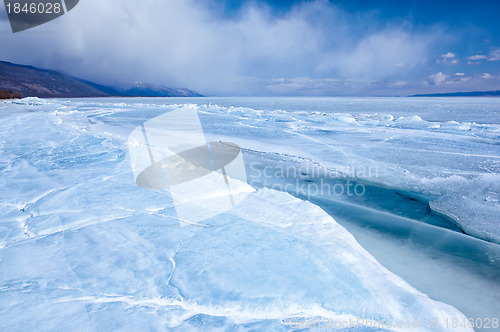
[0,97,481,331]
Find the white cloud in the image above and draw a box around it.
[467,54,488,60]
[467,49,500,62]
[437,52,458,64]
[322,30,432,80]
[260,72,500,96]
[427,72,473,85]
[388,81,409,87]
[488,49,500,61]
[428,72,448,85]
[0,0,451,95]
[454,73,471,82]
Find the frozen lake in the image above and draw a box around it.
[0,97,498,331]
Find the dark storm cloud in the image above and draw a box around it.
[0,0,498,95]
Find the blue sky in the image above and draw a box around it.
[1,0,499,96]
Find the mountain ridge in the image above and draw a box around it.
[0,60,203,98]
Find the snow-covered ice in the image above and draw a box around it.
[1,97,498,331]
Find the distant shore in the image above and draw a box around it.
[0,88,22,99]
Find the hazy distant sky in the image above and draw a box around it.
[1,0,499,96]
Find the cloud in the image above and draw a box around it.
[419,73,500,94]
[0,0,323,94]
[428,72,448,85]
[467,54,488,60]
[467,49,500,64]
[259,71,500,96]
[256,77,415,96]
[0,0,460,95]
[323,30,432,80]
[427,72,475,85]
[488,49,500,61]
[436,52,458,64]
